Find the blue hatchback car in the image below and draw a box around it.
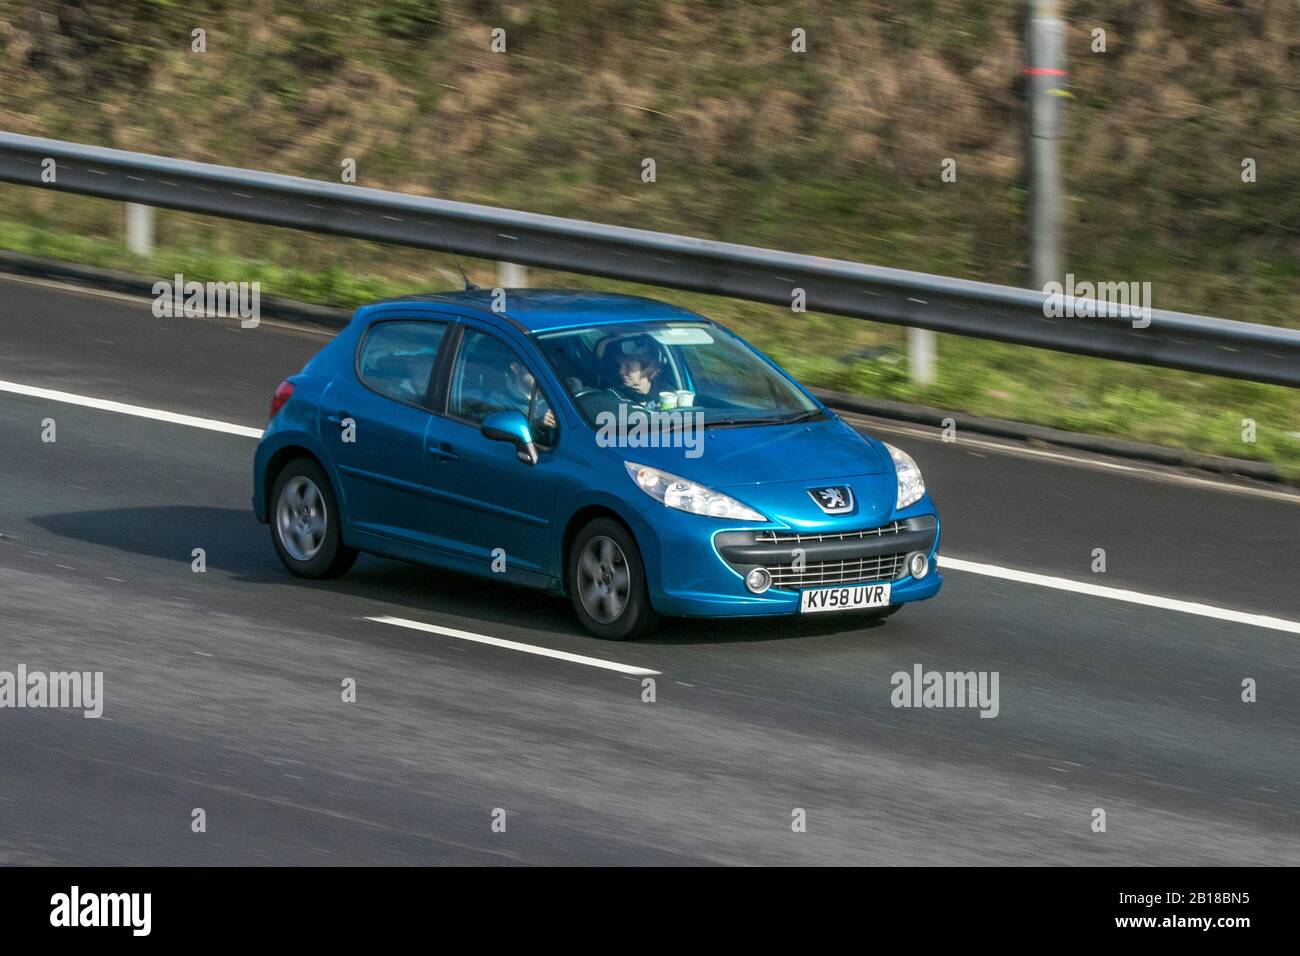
[253,290,942,638]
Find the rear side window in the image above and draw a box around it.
[357,321,448,406]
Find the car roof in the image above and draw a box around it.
[355,289,707,334]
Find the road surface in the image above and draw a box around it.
[1,275,1296,864]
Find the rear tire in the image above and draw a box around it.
[270,457,358,579]
[568,518,659,640]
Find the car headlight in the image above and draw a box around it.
[886,443,926,510]
[624,462,766,521]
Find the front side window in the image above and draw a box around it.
[357,320,448,406]
[449,329,557,446]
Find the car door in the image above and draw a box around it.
[322,317,449,546]
[424,324,563,581]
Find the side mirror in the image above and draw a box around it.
[481,410,539,465]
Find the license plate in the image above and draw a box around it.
[799,582,891,614]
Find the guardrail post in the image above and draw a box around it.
[907,327,936,386]
[125,203,154,257]
[497,261,527,289]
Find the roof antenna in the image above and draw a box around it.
[451,249,478,291]
[431,227,478,291]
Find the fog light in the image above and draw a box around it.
[908,552,929,579]
[745,567,772,593]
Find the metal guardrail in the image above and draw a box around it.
[1,132,1297,387]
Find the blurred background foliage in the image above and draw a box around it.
[0,0,1296,466]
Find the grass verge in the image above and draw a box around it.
[0,212,1295,479]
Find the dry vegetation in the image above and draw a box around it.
[0,0,1296,463]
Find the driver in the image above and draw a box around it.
[607,348,664,409]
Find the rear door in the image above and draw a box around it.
[322,317,449,545]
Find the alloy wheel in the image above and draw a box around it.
[276,475,327,562]
[576,535,630,624]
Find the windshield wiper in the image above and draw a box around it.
[704,409,822,429]
[780,409,821,424]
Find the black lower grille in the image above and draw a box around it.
[767,552,906,588]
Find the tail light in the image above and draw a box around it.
[269,380,294,420]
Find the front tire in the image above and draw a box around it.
[270,457,358,579]
[568,518,659,640]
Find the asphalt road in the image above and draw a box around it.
[1,275,1297,865]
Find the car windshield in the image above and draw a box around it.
[534,320,820,427]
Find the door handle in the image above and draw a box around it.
[326,410,350,426]
[428,441,458,461]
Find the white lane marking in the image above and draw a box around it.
[0,380,264,438]
[366,616,661,675]
[2,379,1295,631]
[0,273,334,338]
[4,373,1293,506]
[839,413,1300,505]
[938,556,1300,635]
[1,270,1290,499]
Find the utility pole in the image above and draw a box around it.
[1026,0,1065,289]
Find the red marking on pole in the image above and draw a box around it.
[1023,67,1067,76]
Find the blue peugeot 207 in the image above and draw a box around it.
[253,290,941,639]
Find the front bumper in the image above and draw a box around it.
[640,504,943,618]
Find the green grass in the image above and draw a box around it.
[1,209,1294,479]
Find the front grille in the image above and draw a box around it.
[754,520,906,545]
[716,518,933,591]
[768,552,907,589]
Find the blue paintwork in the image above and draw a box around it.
[252,290,943,618]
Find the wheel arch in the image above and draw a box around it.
[261,444,326,522]
[559,505,637,597]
